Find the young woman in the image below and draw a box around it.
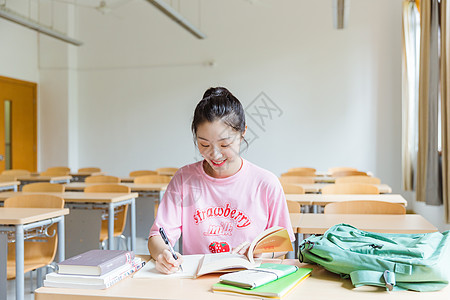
[148,87,294,274]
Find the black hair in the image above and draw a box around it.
[191,87,247,143]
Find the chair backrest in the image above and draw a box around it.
[287,167,316,173]
[85,175,121,183]
[324,200,406,214]
[321,183,380,194]
[155,167,178,175]
[281,170,315,177]
[328,167,358,174]
[129,170,158,177]
[22,182,65,193]
[335,176,381,185]
[46,166,70,173]
[286,200,302,213]
[279,176,315,185]
[84,184,131,193]
[2,169,30,176]
[281,183,305,194]
[134,175,172,184]
[4,194,64,208]
[332,170,368,177]
[78,167,101,173]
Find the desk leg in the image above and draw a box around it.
[0,233,7,300]
[108,204,114,250]
[130,198,136,251]
[15,225,24,300]
[14,185,17,192]
[57,217,65,262]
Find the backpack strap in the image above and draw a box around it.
[350,270,404,291]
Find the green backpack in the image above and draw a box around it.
[299,223,450,292]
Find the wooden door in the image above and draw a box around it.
[0,76,37,172]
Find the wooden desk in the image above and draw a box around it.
[64,182,167,199]
[17,175,72,185]
[289,213,438,234]
[69,172,106,182]
[0,192,138,251]
[34,258,449,300]
[0,181,20,192]
[285,194,407,206]
[294,183,392,194]
[0,207,69,300]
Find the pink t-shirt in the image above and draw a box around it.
[149,159,295,255]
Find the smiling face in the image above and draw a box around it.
[196,120,246,178]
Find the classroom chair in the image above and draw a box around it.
[281,183,305,194]
[85,175,121,183]
[0,174,17,181]
[327,167,358,174]
[22,182,65,193]
[279,176,315,185]
[280,170,315,177]
[331,170,368,177]
[335,176,381,185]
[324,200,406,214]
[321,183,380,194]
[287,167,316,173]
[78,167,101,173]
[2,169,30,176]
[43,167,71,176]
[5,194,64,287]
[129,170,158,177]
[84,184,131,250]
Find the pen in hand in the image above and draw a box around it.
[159,227,183,271]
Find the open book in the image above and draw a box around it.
[133,226,293,279]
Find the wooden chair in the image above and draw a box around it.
[85,175,121,183]
[321,183,380,194]
[324,200,406,214]
[2,169,30,176]
[4,194,64,281]
[281,170,315,177]
[78,167,101,173]
[129,170,158,177]
[155,167,178,176]
[287,167,316,173]
[134,175,171,184]
[281,183,305,194]
[332,170,368,177]
[335,176,381,185]
[43,167,70,176]
[281,184,304,213]
[0,174,17,181]
[328,167,358,174]
[279,176,314,185]
[22,182,65,193]
[84,184,131,250]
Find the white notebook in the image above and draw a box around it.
[132,255,203,279]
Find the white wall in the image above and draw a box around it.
[1,0,449,231]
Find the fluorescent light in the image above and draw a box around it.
[0,6,83,46]
[145,0,206,39]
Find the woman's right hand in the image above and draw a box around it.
[155,249,184,274]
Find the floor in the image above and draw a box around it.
[6,237,150,300]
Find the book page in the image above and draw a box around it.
[132,255,203,279]
[196,253,260,277]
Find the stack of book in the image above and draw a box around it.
[44,249,145,290]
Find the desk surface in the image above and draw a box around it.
[16,175,72,182]
[295,183,392,194]
[0,207,69,224]
[290,213,438,234]
[70,172,105,177]
[64,182,168,192]
[35,257,449,300]
[0,181,20,187]
[285,194,407,206]
[0,192,139,203]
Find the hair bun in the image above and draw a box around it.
[202,87,229,99]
